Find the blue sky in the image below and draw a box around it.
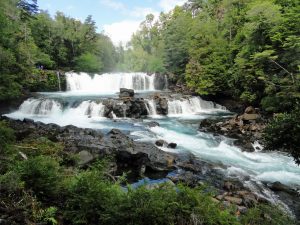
[38,0,186,45]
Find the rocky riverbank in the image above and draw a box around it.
[2,116,299,218]
[199,106,266,152]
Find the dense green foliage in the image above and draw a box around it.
[0,0,117,100]
[264,108,300,164]
[122,0,299,112]
[0,121,295,225]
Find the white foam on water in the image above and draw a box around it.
[146,125,300,187]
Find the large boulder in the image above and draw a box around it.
[108,129,176,172]
[119,88,134,98]
[154,96,168,115]
[155,139,168,147]
[244,106,256,114]
[124,98,148,118]
[102,98,148,119]
[241,113,260,121]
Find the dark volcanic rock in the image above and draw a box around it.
[167,143,177,149]
[102,98,148,119]
[154,95,168,115]
[119,88,134,98]
[108,129,176,172]
[155,139,167,147]
[3,117,176,173]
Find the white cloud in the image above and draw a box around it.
[103,20,140,46]
[159,0,186,12]
[99,0,126,11]
[129,7,159,19]
[103,0,186,46]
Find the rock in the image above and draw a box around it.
[242,113,260,121]
[224,196,243,205]
[119,88,134,98]
[245,106,256,114]
[167,171,200,186]
[216,195,224,201]
[78,150,95,165]
[237,206,248,214]
[155,139,168,147]
[224,181,237,191]
[155,97,168,115]
[242,194,258,207]
[103,98,148,119]
[167,143,177,149]
[147,121,160,128]
[269,181,292,193]
[211,197,220,204]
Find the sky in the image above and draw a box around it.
[38,0,186,46]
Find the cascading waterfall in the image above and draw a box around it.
[164,75,169,90]
[17,99,105,118]
[19,99,62,115]
[56,71,61,91]
[68,101,106,118]
[167,97,226,115]
[145,99,157,116]
[66,72,156,93]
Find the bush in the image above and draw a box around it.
[0,121,15,148]
[18,156,61,200]
[64,166,238,225]
[241,205,296,225]
[264,108,300,164]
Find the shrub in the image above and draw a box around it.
[64,166,239,225]
[18,156,61,200]
[241,205,296,225]
[0,121,15,149]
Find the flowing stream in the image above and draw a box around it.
[5,72,300,214]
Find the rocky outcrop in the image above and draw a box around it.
[199,106,266,152]
[153,94,168,115]
[119,88,135,98]
[2,117,176,174]
[102,98,148,119]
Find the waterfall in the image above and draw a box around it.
[164,75,169,90]
[68,101,106,117]
[66,72,157,93]
[19,99,62,115]
[18,99,106,118]
[167,97,226,115]
[145,99,157,116]
[56,71,61,91]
